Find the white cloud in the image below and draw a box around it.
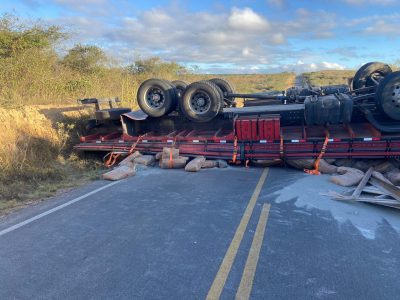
[141,9,173,27]
[270,33,286,44]
[346,13,400,37]
[48,4,353,73]
[242,48,251,56]
[276,8,337,40]
[321,61,345,70]
[280,60,346,73]
[228,7,270,31]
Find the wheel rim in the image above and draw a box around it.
[380,79,400,120]
[388,83,400,108]
[189,91,211,114]
[176,87,184,98]
[145,87,165,109]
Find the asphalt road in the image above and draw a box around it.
[0,166,399,299]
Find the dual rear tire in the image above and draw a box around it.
[137,78,235,122]
[179,81,222,122]
[137,79,177,117]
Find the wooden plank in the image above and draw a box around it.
[351,167,373,199]
[369,177,400,202]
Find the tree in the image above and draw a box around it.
[62,44,107,73]
[127,56,186,75]
[0,14,64,58]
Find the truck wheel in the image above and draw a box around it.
[180,81,222,122]
[352,62,392,90]
[137,79,176,117]
[376,71,400,120]
[171,80,188,99]
[209,78,236,106]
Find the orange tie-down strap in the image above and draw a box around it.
[304,134,330,175]
[230,136,238,164]
[104,135,145,168]
[169,146,174,169]
[168,138,177,168]
[104,152,121,168]
[280,135,284,158]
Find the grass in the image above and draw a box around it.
[0,104,104,215]
[182,73,295,93]
[303,70,355,86]
[180,73,295,106]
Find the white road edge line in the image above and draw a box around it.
[0,181,121,237]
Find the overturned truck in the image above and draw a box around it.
[75,62,400,162]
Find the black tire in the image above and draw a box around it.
[171,80,188,99]
[198,80,224,112]
[376,71,400,120]
[180,81,222,122]
[95,108,131,120]
[352,62,392,90]
[209,78,235,106]
[137,79,176,117]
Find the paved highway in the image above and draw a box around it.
[0,167,399,299]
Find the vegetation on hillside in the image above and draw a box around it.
[303,70,355,86]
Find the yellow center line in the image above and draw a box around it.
[206,168,269,300]
[235,203,271,300]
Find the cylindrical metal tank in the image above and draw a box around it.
[304,93,353,125]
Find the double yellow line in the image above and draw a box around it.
[206,168,271,300]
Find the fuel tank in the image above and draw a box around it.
[304,93,353,125]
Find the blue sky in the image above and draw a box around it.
[1,0,399,73]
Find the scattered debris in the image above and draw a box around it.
[318,159,338,174]
[102,165,136,181]
[371,171,392,184]
[328,167,400,209]
[252,159,282,167]
[386,168,400,185]
[286,159,314,170]
[216,159,228,168]
[162,147,179,159]
[155,152,163,160]
[202,160,218,168]
[330,167,364,187]
[333,158,353,167]
[185,156,206,172]
[159,156,189,169]
[118,151,141,167]
[134,155,155,166]
[158,147,189,169]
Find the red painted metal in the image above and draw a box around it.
[258,115,280,141]
[79,133,101,142]
[75,114,400,161]
[235,117,258,141]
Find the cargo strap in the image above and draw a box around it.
[231,136,238,163]
[104,152,121,168]
[104,135,145,168]
[169,150,173,169]
[168,137,177,169]
[304,134,329,175]
[128,135,145,155]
